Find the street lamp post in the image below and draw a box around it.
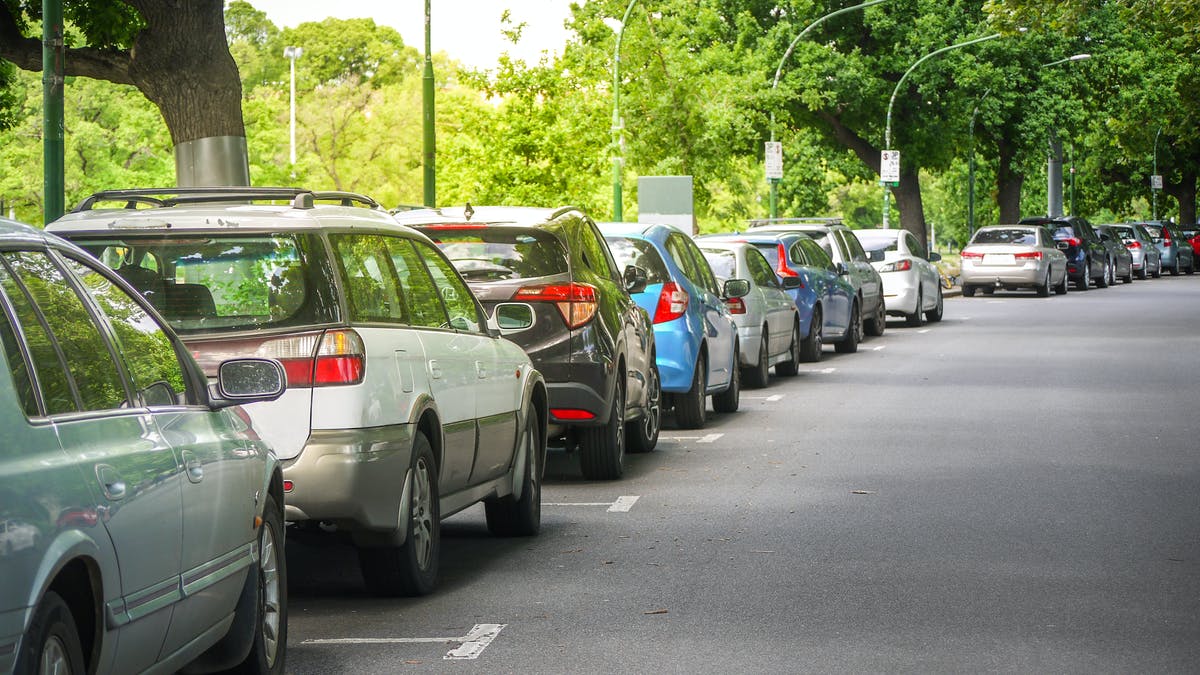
[767,0,890,219]
[610,0,639,222]
[883,32,1001,230]
[1040,54,1090,217]
[283,46,302,167]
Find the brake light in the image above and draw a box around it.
[1126,241,1142,249]
[879,259,913,272]
[652,281,689,324]
[725,297,746,314]
[1061,237,1082,247]
[960,250,984,261]
[776,243,799,277]
[255,329,365,387]
[514,283,598,329]
[1014,251,1042,260]
[1163,230,1173,245]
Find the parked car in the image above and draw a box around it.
[1138,220,1196,275]
[747,219,887,339]
[696,241,801,388]
[1093,224,1135,284]
[1108,223,1162,279]
[49,188,549,598]
[596,222,743,429]
[1019,216,1110,290]
[699,232,858,356]
[1180,224,1200,266]
[0,216,288,674]
[853,228,945,326]
[404,205,658,477]
[960,225,1069,297]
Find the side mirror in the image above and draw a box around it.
[781,275,802,290]
[623,265,648,294]
[834,262,850,276]
[723,278,751,299]
[491,302,535,332]
[929,252,942,262]
[210,358,286,409]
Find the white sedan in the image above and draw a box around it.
[854,228,944,327]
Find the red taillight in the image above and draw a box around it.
[550,408,596,421]
[652,281,689,324]
[420,223,486,230]
[961,250,984,261]
[1162,231,1173,245]
[776,243,799,277]
[880,259,913,272]
[257,329,365,387]
[1061,237,1082,247]
[725,297,746,314]
[514,283,598,329]
[1014,251,1042,260]
[1126,241,1142,249]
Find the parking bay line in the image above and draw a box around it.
[544,495,640,512]
[303,623,506,660]
[743,394,784,401]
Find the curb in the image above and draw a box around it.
[944,286,962,298]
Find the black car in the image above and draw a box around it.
[1019,216,1110,290]
[407,206,659,481]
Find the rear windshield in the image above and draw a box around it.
[854,233,898,262]
[604,237,671,284]
[70,234,337,334]
[1109,225,1137,240]
[1051,226,1077,240]
[751,243,781,268]
[1179,227,1198,239]
[699,248,737,280]
[973,229,1038,245]
[421,227,567,281]
[1142,224,1164,238]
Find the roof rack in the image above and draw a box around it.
[746,216,843,228]
[71,187,380,213]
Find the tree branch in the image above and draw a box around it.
[0,4,134,84]
[816,109,879,172]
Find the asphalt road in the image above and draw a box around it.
[283,275,1200,674]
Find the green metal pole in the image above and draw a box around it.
[422,0,436,207]
[1153,127,1161,220]
[43,0,64,223]
[611,0,638,222]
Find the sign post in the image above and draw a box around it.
[766,141,783,219]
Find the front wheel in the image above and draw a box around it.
[864,298,886,337]
[743,333,770,389]
[674,355,707,430]
[1036,269,1051,297]
[627,365,661,453]
[797,310,823,364]
[835,302,861,354]
[580,376,626,480]
[962,285,977,298]
[712,342,740,413]
[925,286,944,321]
[1054,269,1069,295]
[230,493,287,674]
[13,591,85,675]
[359,433,440,596]
[486,409,542,535]
[904,289,925,327]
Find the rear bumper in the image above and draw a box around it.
[960,264,1043,287]
[653,320,701,393]
[282,425,414,531]
[881,273,919,315]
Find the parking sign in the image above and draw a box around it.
[765,142,783,180]
[1150,174,1163,190]
[881,150,900,184]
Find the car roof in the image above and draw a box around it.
[852,228,901,240]
[596,221,684,239]
[0,215,108,258]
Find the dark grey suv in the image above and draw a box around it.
[405,206,659,481]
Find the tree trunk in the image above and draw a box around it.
[996,138,1024,224]
[1165,164,1197,226]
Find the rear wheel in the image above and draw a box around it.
[1124,261,1134,283]
[580,376,626,480]
[359,433,440,596]
[627,365,661,453]
[797,311,822,364]
[1036,269,1051,297]
[1077,264,1091,290]
[14,591,85,675]
[962,285,976,298]
[834,302,861,354]
[925,286,944,322]
[674,355,707,430]
[904,289,925,327]
[1137,264,1148,280]
[1054,269,1069,295]
[1152,260,1162,278]
[864,298,886,337]
[712,342,740,413]
[743,333,770,389]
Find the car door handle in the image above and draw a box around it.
[429,359,442,379]
[182,450,203,483]
[475,361,487,379]
[95,464,127,500]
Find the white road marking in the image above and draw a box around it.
[766,394,783,402]
[917,329,931,334]
[872,345,886,351]
[543,502,613,507]
[697,433,724,443]
[303,623,506,661]
[744,394,784,401]
[608,495,640,512]
[820,367,836,374]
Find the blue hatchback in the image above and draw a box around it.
[700,232,859,357]
[600,223,741,429]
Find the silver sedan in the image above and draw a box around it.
[960,225,1068,297]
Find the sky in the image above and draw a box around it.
[246,0,577,70]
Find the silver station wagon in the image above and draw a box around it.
[0,217,288,674]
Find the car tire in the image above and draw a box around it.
[1171,258,1180,275]
[778,320,804,373]
[627,365,661,454]
[485,409,542,535]
[925,286,944,322]
[1077,264,1091,290]
[674,355,707,430]
[744,333,770,389]
[228,492,287,675]
[1036,269,1051,297]
[1054,269,1069,295]
[962,285,976,298]
[359,432,440,596]
[904,289,925,327]
[1096,259,1110,288]
[712,345,740,414]
[864,298,886,337]
[581,376,626,480]
[835,302,860,354]
[797,311,822,364]
[1137,264,1148,280]
[13,591,85,675]
[1152,260,1162,278]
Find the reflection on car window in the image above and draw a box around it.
[605,237,671,284]
[798,238,833,269]
[665,234,702,287]
[426,228,568,281]
[61,256,188,406]
[332,234,408,324]
[973,229,1038,246]
[745,249,779,287]
[386,238,449,329]
[0,277,41,417]
[414,241,483,333]
[699,248,736,281]
[3,252,127,412]
[854,233,898,262]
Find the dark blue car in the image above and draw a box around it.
[700,232,859,356]
[599,223,742,430]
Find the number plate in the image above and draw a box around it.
[983,254,1015,266]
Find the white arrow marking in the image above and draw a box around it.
[608,495,640,512]
[303,623,506,661]
[697,433,724,443]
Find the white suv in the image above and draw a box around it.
[49,188,549,597]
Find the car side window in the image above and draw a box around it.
[60,255,189,406]
[798,238,834,270]
[574,218,620,282]
[788,242,809,267]
[665,234,701,287]
[386,238,450,329]
[906,233,925,260]
[585,220,623,282]
[413,240,484,333]
[2,251,128,412]
[332,234,408,324]
[685,238,721,295]
[746,249,779,288]
[840,231,868,262]
[0,275,42,417]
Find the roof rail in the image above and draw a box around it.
[746,216,843,228]
[71,187,380,213]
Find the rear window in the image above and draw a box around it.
[422,227,567,281]
[1051,226,1078,240]
[699,248,737,280]
[1179,227,1198,239]
[70,233,337,334]
[854,233,898,262]
[1109,225,1136,241]
[973,229,1038,245]
[1142,225,1164,239]
[605,237,671,284]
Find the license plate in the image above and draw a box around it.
[983,254,1015,265]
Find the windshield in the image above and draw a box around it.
[973,229,1038,246]
[422,227,567,281]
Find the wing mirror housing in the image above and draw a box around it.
[834,262,850,276]
[722,278,751,299]
[623,264,649,294]
[929,252,942,263]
